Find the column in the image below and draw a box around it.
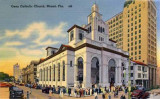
[83,62,91,88]
[51,66,53,81]
[103,64,109,87]
[125,61,129,86]
[74,64,78,87]
[115,67,118,85]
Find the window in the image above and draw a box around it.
[138,73,141,78]
[70,61,72,67]
[135,31,137,35]
[135,21,137,24]
[135,41,137,45]
[138,66,141,71]
[44,68,45,81]
[139,40,141,43]
[98,26,100,32]
[131,66,133,70]
[88,26,91,33]
[139,51,141,54]
[50,66,51,81]
[103,28,105,32]
[58,63,60,81]
[46,67,48,81]
[139,30,141,33]
[63,61,65,81]
[70,31,74,41]
[135,51,137,55]
[131,73,133,77]
[139,24,141,28]
[79,33,83,40]
[53,65,55,81]
[135,26,137,29]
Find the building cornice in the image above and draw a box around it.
[38,43,129,65]
[67,25,88,33]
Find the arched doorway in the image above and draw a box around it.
[77,57,83,84]
[91,57,99,85]
[108,59,116,86]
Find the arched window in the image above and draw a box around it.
[70,31,74,41]
[53,65,55,81]
[46,67,48,81]
[58,63,60,81]
[77,57,83,83]
[49,66,51,81]
[108,59,116,84]
[91,57,99,84]
[63,61,65,81]
[43,68,45,81]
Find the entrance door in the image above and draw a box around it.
[108,59,116,86]
[91,57,99,85]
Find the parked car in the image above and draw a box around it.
[131,90,149,99]
[36,85,42,89]
[31,84,36,88]
[0,82,12,87]
[19,83,24,86]
[9,86,24,98]
[131,90,143,98]
[42,87,50,94]
[25,84,31,87]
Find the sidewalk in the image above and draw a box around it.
[50,91,128,99]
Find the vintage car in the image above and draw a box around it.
[131,90,149,99]
[42,87,50,94]
[9,86,24,98]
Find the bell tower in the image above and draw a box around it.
[88,4,108,42]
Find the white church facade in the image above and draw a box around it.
[37,4,129,88]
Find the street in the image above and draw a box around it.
[1,86,160,99]
[0,85,128,99]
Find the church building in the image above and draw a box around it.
[37,4,129,88]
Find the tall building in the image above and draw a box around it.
[13,63,21,82]
[37,4,129,88]
[106,0,157,88]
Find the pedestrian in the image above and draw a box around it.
[95,92,98,99]
[102,93,105,99]
[27,91,29,99]
[30,87,32,94]
[105,92,108,99]
[108,92,111,99]
[49,88,52,99]
[123,95,126,99]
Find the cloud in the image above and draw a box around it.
[39,39,59,46]
[0,48,17,59]
[20,48,44,56]
[5,22,67,41]
[5,41,23,46]
[1,22,68,49]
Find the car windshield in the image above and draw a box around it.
[13,87,22,91]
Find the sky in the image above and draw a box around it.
[0,0,159,75]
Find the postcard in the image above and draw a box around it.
[0,0,159,99]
